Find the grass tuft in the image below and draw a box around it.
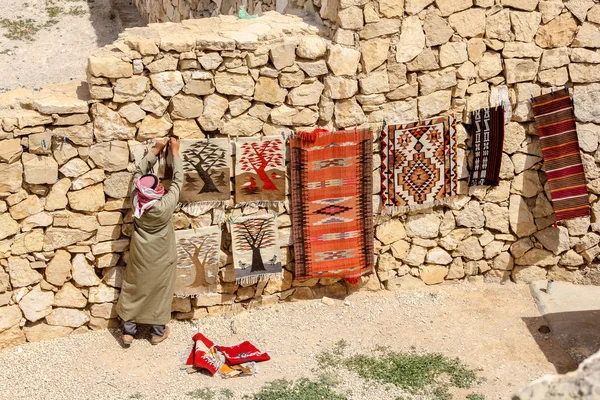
[0,18,40,41]
[129,394,144,400]
[317,340,481,400]
[467,394,485,400]
[243,377,347,400]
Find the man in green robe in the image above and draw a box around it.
[116,137,183,346]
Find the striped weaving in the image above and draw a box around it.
[532,89,590,221]
[468,107,504,186]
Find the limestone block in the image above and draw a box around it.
[0,305,22,333]
[360,38,390,74]
[540,48,570,70]
[573,22,600,48]
[103,172,132,199]
[360,19,401,40]
[334,98,365,128]
[16,285,53,323]
[11,229,43,255]
[8,257,42,288]
[23,323,72,342]
[32,95,88,115]
[418,90,451,119]
[9,195,43,220]
[269,40,297,70]
[328,45,361,76]
[486,9,513,42]
[53,114,90,126]
[21,212,52,232]
[72,169,106,191]
[535,13,578,48]
[89,141,129,171]
[439,43,467,68]
[198,53,223,70]
[448,9,486,38]
[509,194,536,237]
[91,239,129,255]
[92,104,136,141]
[59,158,90,178]
[150,71,184,97]
[22,153,58,185]
[214,72,254,96]
[0,213,19,240]
[46,308,90,328]
[71,254,100,287]
[0,162,22,194]
[91,302,118,318]
[375,219,406,244]
[287,81,324,106]
[113,76,149,103]
[503,42,543,59]
[477,52,503,80]
[67,184,105,212]
[139,90,169,117]
[569,64,600,83]
[538,67,568,86]
[254,77,288,106]
[338,6,364,30]
[52,124,94,146]
[574,84,600,124]
[45,250,72,286]
[418,68,457,96]
[504,59,539,84]
[222,114,264,137]
[323,76,358,99]
[28,131,53,155]
[511,11,541,42]
[296,37,327,59]
[0,139,22,163]
[396,16,425,63]
[455,201,485,228]
[420,265,448,284]
[43,228,94,252]
[169,94,204,120]
[369,99,418,123]
[426,248,453,265]
[88,283,119,303]
[88,53,133,78]
[270,104,319,126]
[571,48,600,64]
[198,94,228,131]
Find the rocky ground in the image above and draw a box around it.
[0,0,127,92]
[0,283,577,400]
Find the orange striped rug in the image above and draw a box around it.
[532,89,590,221]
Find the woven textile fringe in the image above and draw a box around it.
[234,200,284,209]
[235,272,282,286]
[532,89,590,221]
[179,201,228,216]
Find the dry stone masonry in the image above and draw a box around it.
[2,0,600,347]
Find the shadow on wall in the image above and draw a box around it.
[522,313,600,374]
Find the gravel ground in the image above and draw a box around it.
[0,0,123,92]
[0,282,576,400]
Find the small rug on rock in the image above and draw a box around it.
[173,226,221,297]
[182,333,270,378]
[468,107,504,186]
[234,136,285,207]
[532,89,590,221]
[381,115,458,213]
[230,213,282,285]
[290,128,374,282]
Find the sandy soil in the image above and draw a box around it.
[0,0,122,92]
[0,282,577,400]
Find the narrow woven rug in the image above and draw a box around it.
[230,213,282,285]
[532,89,590,221]
[234,136,285,207]
[174,226,221,297]
[178,138,231,216]
[290,128,374,281]
[381,115,458,214]
[468,107,504,186]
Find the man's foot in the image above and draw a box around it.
[150,326,170,345]
[122,334,134,347]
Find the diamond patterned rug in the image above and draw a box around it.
[381,116,458,213]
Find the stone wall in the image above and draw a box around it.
[3,2,600,348]
[132,0,278,22]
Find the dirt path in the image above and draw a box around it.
[0,283,576,400]
[0,0,126,92]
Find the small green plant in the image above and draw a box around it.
[46,6,63,18]
[187,388,216,400]
[244,377,347,400]
[219,389,234,399]
[317,343,481,400]
[467,394,485,400]
[129,394,144,400]
[0,18,40,41]
[66,6,86,15]
[0,49,10,55]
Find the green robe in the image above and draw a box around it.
[116,152,183,325]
